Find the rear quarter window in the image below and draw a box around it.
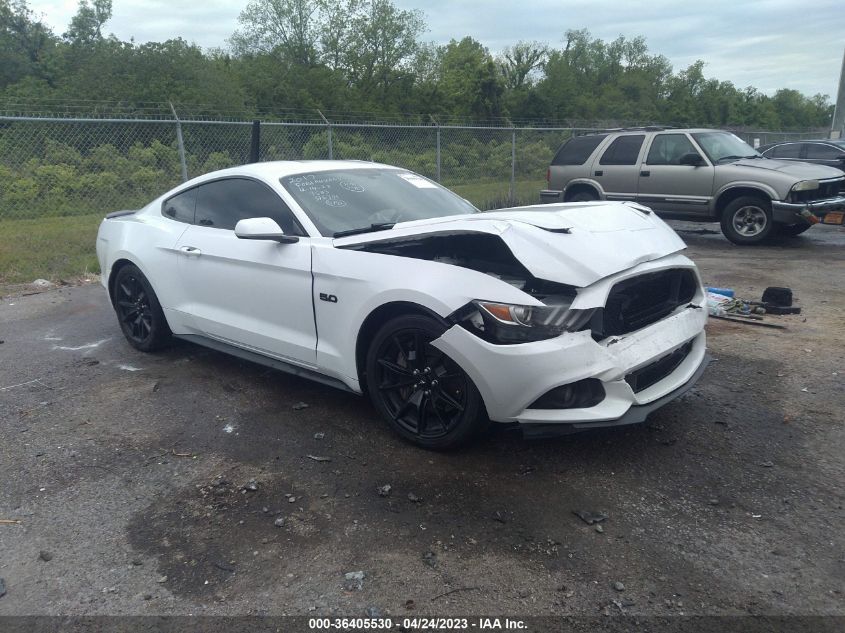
[599,135,645,165]
[551,135,608,165]
[162,187,197,224]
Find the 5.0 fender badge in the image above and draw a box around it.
[319,293,338,303]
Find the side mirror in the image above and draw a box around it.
[234,217,299,243]
[679,152,705,166]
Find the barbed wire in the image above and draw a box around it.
[0,98,830,133]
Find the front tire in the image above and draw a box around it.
[775,222,812,237]
[365,315,488,450]
[112,264,171,352]
[720,196,774,245]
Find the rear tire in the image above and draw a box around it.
[365,315,488,450]
[112,264,171,352]
[720,196,773,245]
[775,222,812,237]
[568,190,598,202]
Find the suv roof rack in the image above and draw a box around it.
[576,126,677,136]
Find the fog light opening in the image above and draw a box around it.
[528,378,606,409]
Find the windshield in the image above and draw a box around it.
[692,132,761,163]
[280,168,479,236]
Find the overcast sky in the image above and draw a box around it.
[28,0,845,98]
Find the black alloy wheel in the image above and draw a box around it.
[113,264,171,351]
[366,315,487,450]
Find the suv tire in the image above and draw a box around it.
[720,196,774,245]
[568,190,598,202]
[775,223,812,237]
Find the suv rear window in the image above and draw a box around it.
[599,135,645,165]
[551,134,607,165]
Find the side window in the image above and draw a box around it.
[552,134,608,165]
[162,187,197,223]
[599,135,645,165]
[646,134,698,165]
[805,143,842,160]
[195,178,306,235]
[769,144,801,159]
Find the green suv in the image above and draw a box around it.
[540,127,845,244]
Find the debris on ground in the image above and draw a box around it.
[407,492,422,503]
[156,576,167,583]
[377,484,392,497]
[0,519,22,525]
[573,510,608,525]
[214,561,235,573]
[306,455,332,462]
[242,479,259,491]
[612,581,625,592]
[759,461,774,468]
[595,524,604,533]
[0,578,6,598]
[313,432,325,440]
[274,517,286,528]
[422,551,437,568]
[365,606,384,618]
[30,279,54,289]
[405,599,416,609]
[38,550,53,562]
[171,449,193,457]
[292,402,309,410]
[343,571,365,591]
[492,511,507,523]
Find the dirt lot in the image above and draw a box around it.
[0,222,843,624]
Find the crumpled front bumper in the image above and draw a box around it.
[431,298,709,432]
[772,195,845,223]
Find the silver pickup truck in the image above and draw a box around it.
[540,127,845,244]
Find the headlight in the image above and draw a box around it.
[793,180,820,191]
[451,297,595,344]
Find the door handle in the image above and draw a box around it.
[180,246,202,256]
[640,170,650,177]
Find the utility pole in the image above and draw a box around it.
[831,47,845,139]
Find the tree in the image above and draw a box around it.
[439,37,503,120]
[498,41,547,90]
[0,0,55,88]
[64,0,111,45]
[230,0,321,66]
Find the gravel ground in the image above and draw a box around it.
[0,222,843,622]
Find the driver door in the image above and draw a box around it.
[174,177,317,366]
[637,133,715,216]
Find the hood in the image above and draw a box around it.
[333,201,687,287]
[729,158,844,180]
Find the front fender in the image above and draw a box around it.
[311,243,540,386]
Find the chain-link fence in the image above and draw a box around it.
[0,114,828,286]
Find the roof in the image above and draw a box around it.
[199,160,400,182]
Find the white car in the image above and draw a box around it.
[96,161,709,449]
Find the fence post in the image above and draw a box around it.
[318,109,333,159]
[169,102,188,182]
[510,126,516,205]
[430,115,441,182]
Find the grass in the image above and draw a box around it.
[0,179,546,290]
[0,213,102,288]
[449,179,545,210]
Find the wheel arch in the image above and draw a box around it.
[107,257,139,306]
[563,179,603,201]
[354,301,450,389]
[714,185,776,218]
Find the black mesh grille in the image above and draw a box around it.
[625,340,694,393]
[594,269,697,339]
[791,180,844,203]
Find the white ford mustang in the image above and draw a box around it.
[96,160,709,449]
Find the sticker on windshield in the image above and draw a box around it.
[398,173,438,189]
[339,180,365,192]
